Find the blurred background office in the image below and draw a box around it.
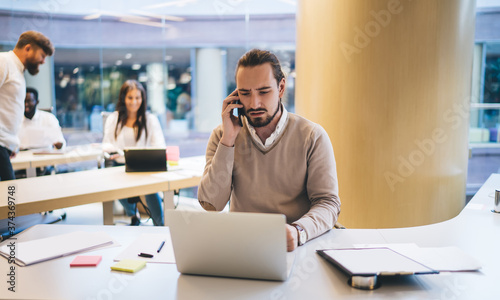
[0,0,499,204]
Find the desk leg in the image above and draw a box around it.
[102,201,114,225]
[163,190,175,226]
[26,167,36,178]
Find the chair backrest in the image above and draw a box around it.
[101,111,112,134]
[39,107,54,114]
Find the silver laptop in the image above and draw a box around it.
[165,210,295,281]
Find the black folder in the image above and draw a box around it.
[317,248,439,277]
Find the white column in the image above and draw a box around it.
[146,63,167,129]
[194,48,226,133]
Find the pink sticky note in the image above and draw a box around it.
[70,255,102,267]
[166,146,180,161]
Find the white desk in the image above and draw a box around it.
[0,156,205,225]
[10,144,104,177]
[0,173,499,300]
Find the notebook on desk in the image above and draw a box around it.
[124,148,167,172]
[166,210,295,281]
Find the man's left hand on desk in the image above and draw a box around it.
[286,224,298,252]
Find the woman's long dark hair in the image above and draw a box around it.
[114,80,148,142]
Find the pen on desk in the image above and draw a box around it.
[138,253,154,258]
[157,241,165,253]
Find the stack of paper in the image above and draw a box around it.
[0,231,114,266]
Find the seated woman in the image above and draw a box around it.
[102,80,165,226]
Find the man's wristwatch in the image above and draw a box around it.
[292,224,307,246]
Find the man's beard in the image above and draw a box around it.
[245,103,281,128]
[25,109,36,119]
[25,60,40,75]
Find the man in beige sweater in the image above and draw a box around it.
[198,49,341,251]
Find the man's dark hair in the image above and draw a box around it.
[15,31,54,56]
[236,49,285,86]
[26,87,39,101]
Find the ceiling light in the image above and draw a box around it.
[179,73,191,84]
[138,73,148,82]
[143,0,196,10]
[119,18,171,28]
[116,60,123,66]
[110,72,120,80]
[167,77,176,90]
[129,10,185,22]
[83,13,101,20]
[125,53,132,59]
[132,64,142,70]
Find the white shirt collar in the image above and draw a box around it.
[246,104,288,149]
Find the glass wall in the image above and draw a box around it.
[470,42,500,139]
[0,0,297,142]
[3,1,500,193]
[468,41,500,194]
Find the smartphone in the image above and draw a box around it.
[233,99,243,127]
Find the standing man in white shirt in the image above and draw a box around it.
[19,87,66,150]
[0,31,54,181]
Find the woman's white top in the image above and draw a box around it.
[102,111,166,163]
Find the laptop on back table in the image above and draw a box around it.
[124,148,167,172]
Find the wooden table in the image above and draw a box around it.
[10,144,105,177]
[1,156,205,225]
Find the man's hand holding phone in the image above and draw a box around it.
[220,89,244,147]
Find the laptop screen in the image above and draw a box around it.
[124,148,167,172]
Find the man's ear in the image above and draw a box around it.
[278,77,286,98]
[23,44,34,54]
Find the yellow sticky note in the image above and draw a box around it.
[110,259,146,273]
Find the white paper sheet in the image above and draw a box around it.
[114,233,176,264]
[353,243,482,272]
[322,248,435,275]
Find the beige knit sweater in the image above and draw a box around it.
[198,113,341,242]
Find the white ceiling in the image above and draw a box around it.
[1,0,497,17]
[0,0,297,17]
[477,0,500,7]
